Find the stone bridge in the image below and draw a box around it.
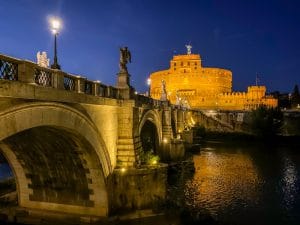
[0,54,232,220]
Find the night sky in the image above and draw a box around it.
[1,0,299,93]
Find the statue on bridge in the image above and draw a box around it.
[160,80,167,101]
[119,47,131,73]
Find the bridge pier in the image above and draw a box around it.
[107,165,167,214]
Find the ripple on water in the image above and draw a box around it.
[184,144,300,225]
[186,148,262,221]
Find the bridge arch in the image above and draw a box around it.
[0,102,112,216]
[138,110,162,157]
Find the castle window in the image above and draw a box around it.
[188,62,190,66]
[174,63,176,66]
[181,62,183,66]
[195,62,197,65]
[194,67,197,70]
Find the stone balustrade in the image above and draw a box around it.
[0,53,120,99]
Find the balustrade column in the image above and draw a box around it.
[52,70,65,89]
[75,77,86,93]
[106,86,111,97]
[93,82,99,96]
[18,60,36,84]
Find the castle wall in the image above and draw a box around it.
[150,53,277,110]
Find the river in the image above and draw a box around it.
[183,141,300,225]
[1,142,300,225]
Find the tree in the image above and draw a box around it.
[250,106,283,138]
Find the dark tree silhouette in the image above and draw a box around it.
[250,106,283,138]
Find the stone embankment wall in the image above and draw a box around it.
[108,165,167,214]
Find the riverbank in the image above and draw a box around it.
[202,131,300,147]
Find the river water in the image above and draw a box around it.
[184,141,300,225]
[1,142,300,225]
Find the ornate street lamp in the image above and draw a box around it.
[50,18,61,69]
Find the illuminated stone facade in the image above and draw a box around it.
[150,51,277,110]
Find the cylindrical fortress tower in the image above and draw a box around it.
[150,52,232,108]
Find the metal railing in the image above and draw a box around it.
[34,67,52,86]
[63,74,76,91]
[109,87,119,99]
[0,53,124,100]
[98,84,107,97]
[84,81,93,95]
[0,58,18,81]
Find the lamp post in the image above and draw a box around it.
[147,78,151,97]
[50,18,61,70]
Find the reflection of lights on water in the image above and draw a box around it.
[190,151,261,216]
[281,155,298,209]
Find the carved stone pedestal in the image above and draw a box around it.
[116,71,134,99]
[117,71,130,88]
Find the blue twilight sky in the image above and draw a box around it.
[0,0,299,93]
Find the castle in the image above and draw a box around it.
[149,46,277,110]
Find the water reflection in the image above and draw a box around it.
[189,147,261,216]
[281,153,298,211]
[186,142,300,225]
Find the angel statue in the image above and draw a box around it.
[119,47,131,72]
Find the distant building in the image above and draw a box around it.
[37,51,50,68]
[149,47,277,110]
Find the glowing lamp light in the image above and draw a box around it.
[152,160,157,165]
[121,167,126,173]
[134,91,138,95]
[163,138,168,144]
[51,18,61,34]
[147,78,151,86]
